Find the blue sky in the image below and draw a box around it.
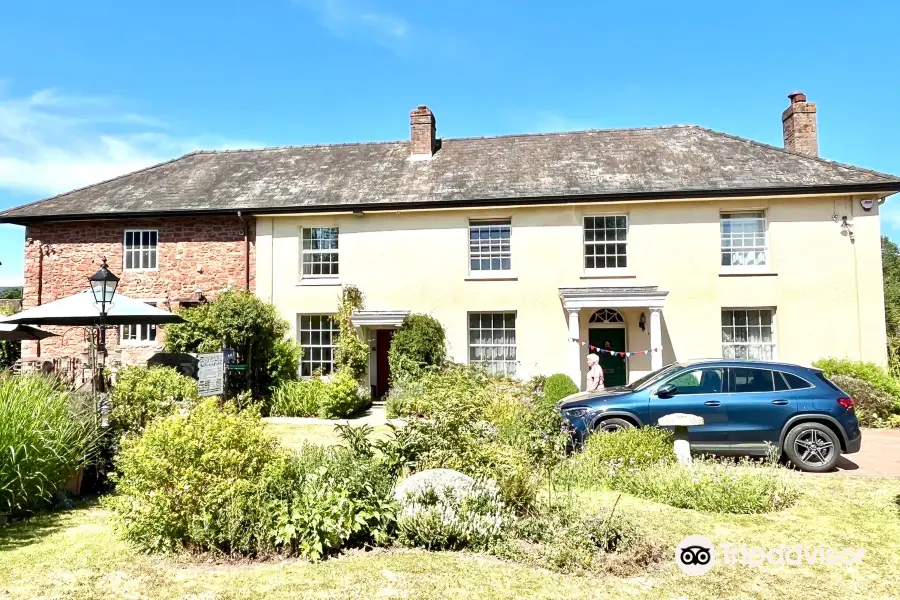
[1,0,898,286]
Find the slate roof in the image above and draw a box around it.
[2,125,899,223]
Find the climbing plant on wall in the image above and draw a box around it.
[335,285,369,382]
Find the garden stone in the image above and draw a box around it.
[394,469,475,505]
[658,413,704,466]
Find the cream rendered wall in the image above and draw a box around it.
[255,194,887,384]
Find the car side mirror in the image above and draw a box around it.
[656,384,677,399]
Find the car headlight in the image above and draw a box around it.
[562,407,589,418]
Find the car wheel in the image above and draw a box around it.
[784,422,841,473]
[595,418,634,433]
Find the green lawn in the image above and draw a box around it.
[2,423,899,599]
[262,419,391,449]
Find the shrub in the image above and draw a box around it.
[813,358,900,406]
[498,500,664,575]
[107,399,397,558]
[605,459,799,514]
[110,366,199,436]
[164,291,301,403]
[569,427,674,486]
[384,364,567,511]
[318,369,370,418]
[396,479,506,551]
[543,373,578,404]
[388,314,446,383]
[270,369,369,418]
[830,375,897,428]
[0,303,21,370]
[0,375,100,516]
[334,286,369,382]
[270,377,323,417]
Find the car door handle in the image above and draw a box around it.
[704,400,721,407]
[771,399,789,406]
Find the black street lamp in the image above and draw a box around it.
[89,258,119,392]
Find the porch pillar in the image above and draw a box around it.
[567,308,582,390]
[649,307,663,371]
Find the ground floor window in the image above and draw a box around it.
[468,312,517,376]
[722,308,775,359]
[298,315,339,376]
[120,302,158,343]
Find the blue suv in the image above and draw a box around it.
[559,360,861,472]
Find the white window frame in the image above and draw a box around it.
[300,227,340,280]
[297,314,340,377]
[120,301,160,344]
[468,312,517,376]
[123,229,159,271]
[583,214,629,274]
[720,210,769,272]
[721,308,777,361]
[468,219,512,274]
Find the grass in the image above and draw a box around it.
[262,419,392,449]
[2,475,899,599]
[4,423,898,599]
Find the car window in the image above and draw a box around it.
[629,363,682,391]
[666,368,725,395]
[732,368,775,393]
[783,372,813,390]
[774,371,790,392]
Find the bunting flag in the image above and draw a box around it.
[569,338,659,358]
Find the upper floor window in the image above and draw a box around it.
[301,227,339,277]
[298,314,339,376]
[721,211,766,267]
[468,312,517,376]
[584,216,627,270]
[121,302,157,343]
[469,220,511,272]
[124,230,158,270]
[722,309,775,360]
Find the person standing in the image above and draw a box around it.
[586,353,604,391]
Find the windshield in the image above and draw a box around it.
[628,363,682,391]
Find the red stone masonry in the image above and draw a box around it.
[22,216,255,363]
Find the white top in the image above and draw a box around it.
[586,363,604,391]
[658,413,705,427]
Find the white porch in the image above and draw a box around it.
[559,286,668,390]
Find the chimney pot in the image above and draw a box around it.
[410,105,437,159]
[782,91,818,157]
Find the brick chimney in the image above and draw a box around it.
[409,105,437,159]
[782,91,818,157]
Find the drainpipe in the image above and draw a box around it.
[237,212,250,291]
[35,239,44,357]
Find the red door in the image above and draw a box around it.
[375,329,395,399]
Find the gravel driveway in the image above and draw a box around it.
[824,428,900,477]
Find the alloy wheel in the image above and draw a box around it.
[793,429,835,467]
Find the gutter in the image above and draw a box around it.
[2,181,899,225]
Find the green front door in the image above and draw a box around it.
[588,327,627,387]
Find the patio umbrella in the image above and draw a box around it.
[0,291,184,326]
[0,323,58,340]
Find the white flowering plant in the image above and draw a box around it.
[396,480,507,551]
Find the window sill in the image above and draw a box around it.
[581,271,635,279]
[719,270,777,277]
[465,274,518,281]
[297,277,341,286]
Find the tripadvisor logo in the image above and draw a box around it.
[676,535,715,576]
[675,535,866,576]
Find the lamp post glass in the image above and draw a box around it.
[89,261,120,309]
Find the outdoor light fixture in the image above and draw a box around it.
[639,312,646,332]
[88,258,119,394]
[89,258,119,311]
